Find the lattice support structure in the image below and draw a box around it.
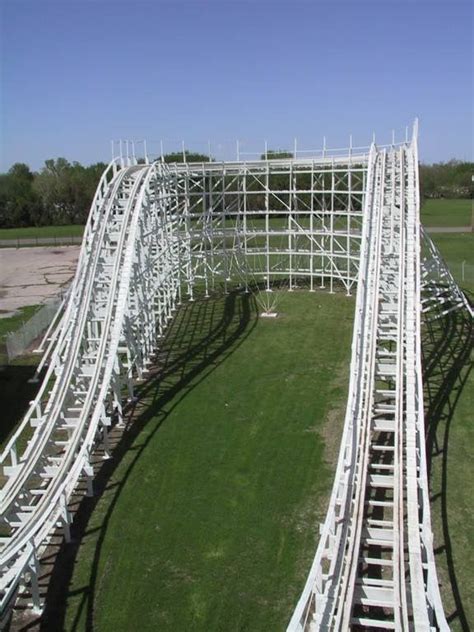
[0,124,470,629]
[168,156,366,296]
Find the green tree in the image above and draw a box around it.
[34,158,107,225]
[163,150,212,163]
[0,163,43,227]
[420,160,473,199]
[260,150,293,160]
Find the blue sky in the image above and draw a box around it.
[0,0,472,170]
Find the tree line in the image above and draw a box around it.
[0,152,216,228]
[0,154,471,229]
[419,160,472,199]
[0,159,107,228]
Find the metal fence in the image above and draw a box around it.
[0,235,83,249]
[443,260,474,290]
[6,299,61,361]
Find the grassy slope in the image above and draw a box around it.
[423,233,473,629]
[431,366,473,631]
[422,307,473,631]
[0,224,84,240]
[421,198,472,227]
[62,290,354,631]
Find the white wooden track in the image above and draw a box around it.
[0,124,470,629]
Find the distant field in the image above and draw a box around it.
[430,232,474,294]
[0,198,470,240]
[0,224,84,240]
[421,198,472,228]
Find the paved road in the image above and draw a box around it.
[0,246,80,317]
[425,226,472,233]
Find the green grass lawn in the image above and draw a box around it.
[0,224,470,629]
[421,199,472,228]
[57,289,354,632]
[0,224,84,240]
[435,369,473,631]
[56,279,471,631]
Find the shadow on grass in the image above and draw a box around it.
[15,287,257,632]
[0,363,42,452]
[12,281,469,630]
[423,302,473,631]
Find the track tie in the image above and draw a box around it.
[369,463,395,471]
[372,418,396,432]
[366,500,394,508]
[367,519,393,528]
[351,616,396,629]
[375,389,396,397]
[359,556,394,567]
[361,526,394,546]
[353,584,395,608]
[374,404,396,413]
[375,362,397,377]
[356,577,394,588]
[368,474,394,488]
[370,445,395,452]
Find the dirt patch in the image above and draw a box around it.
[292,360,350,580]
[320,362,350,469]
